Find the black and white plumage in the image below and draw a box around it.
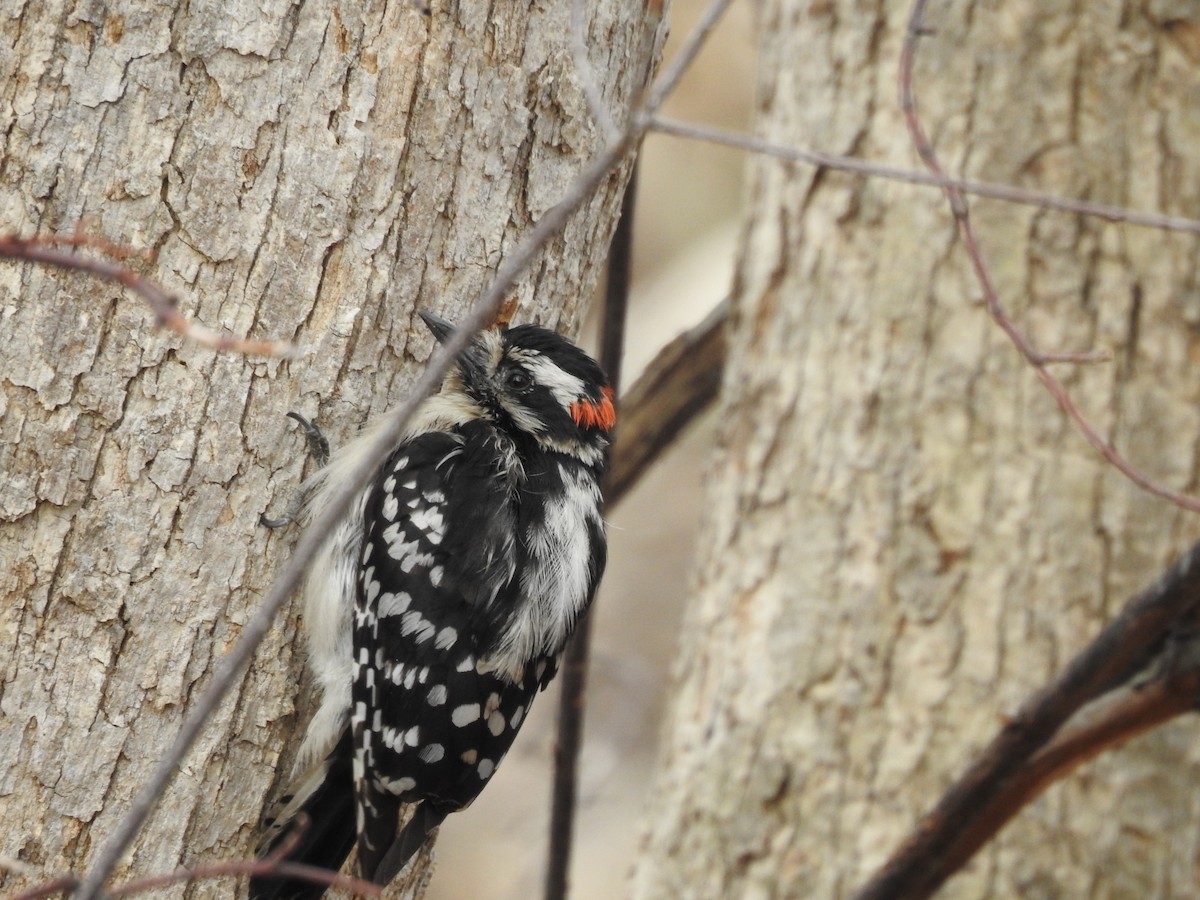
[251,312,613,899]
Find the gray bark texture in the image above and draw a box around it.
[633,1,1200,898]
[0,1,657,896]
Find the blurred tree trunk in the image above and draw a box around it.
[634,1,1200,897]
[0,2,657,896]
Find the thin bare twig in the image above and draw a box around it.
[852,540,1200,900]
[638,0,735,121]
[545,162,638,900]
[15,818,378,900]
[648,117,1200,236]
[73,0,714,893]
[0,233,295,358]
[108,860,379,898]
[12,878,79,900]
[1031,348,1113,365]
[896,0,1200,515]
[1016,650,1200,804]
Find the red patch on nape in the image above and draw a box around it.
[570,386,616,431]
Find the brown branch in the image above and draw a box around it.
[637,0,733,120]
[896,1,1200,516]
[852,540,1200,900]
[0,232,295,358]
[1022,655,1200,796]
[607,299,727,506]
[938,657,1200,870]
[854,665,1200,900]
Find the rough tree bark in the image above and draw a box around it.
[634,1,1200,898]
[0,1,657,896]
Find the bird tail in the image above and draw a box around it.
[250,729,357,900]
[367,801,449,887]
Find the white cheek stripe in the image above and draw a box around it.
[522,354,586,410]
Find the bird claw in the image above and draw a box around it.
[286,411,331,467]
[260,411,332,529]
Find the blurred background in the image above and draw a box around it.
[429,2,759,896]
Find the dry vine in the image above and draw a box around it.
[894,1,1200,514]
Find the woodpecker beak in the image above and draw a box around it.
[418,310,456,344]
[419,311,488,388]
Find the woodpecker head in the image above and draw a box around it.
[420,311,615,457]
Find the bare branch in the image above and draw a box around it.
[110,857,380,898]
[648,117,1200,236]
[1030,348,1113,366]
[1019,650,1200,802]
[0,232,296,358]
[852,540,1200,900]
[607,299,727,506]
[17,803,379,899]
[915,652,1200,882]
[16,843,379,900]
[638,0,735,119]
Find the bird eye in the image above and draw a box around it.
[505,369,533,392]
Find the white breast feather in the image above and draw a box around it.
[485,464,601,679]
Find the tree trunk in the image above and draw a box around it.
[633,1,1200,897]
[0,2,657,896]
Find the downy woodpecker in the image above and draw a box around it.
[251,311,613,898]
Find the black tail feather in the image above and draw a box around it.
[370,802,449,887]
[249,731,357,900]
